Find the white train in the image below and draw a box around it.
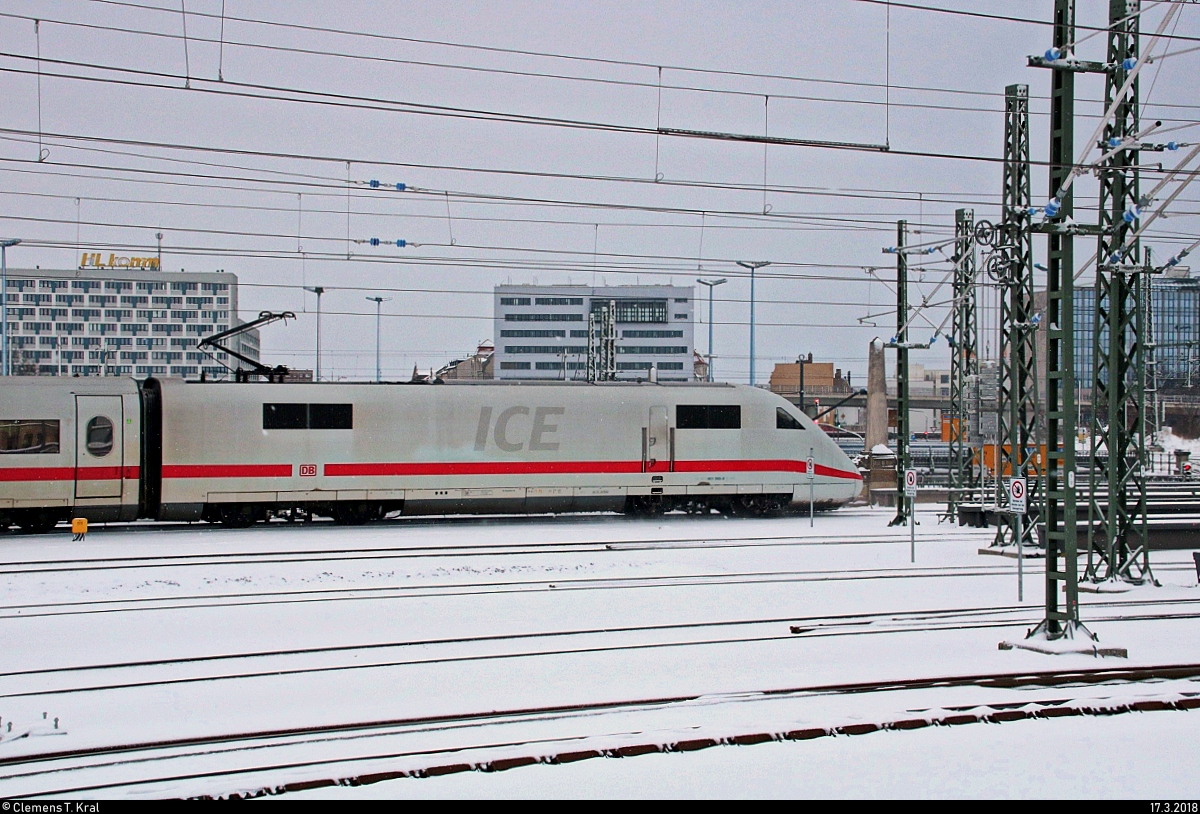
[0,377,862,532]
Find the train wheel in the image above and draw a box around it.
[644,497,667,517]
[732,495,772,517]
[218,504,258,529]
[623,496,666,518]
[15,510,60,534]
[333,502,376,526]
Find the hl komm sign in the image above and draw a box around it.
[79,252,161,270]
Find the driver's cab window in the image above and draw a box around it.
[777,407,805,430]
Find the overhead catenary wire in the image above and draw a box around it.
[3,58,1199,172]
[73,0,1200,82]
[2,1,1190,388]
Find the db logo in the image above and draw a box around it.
[299,464,317,477]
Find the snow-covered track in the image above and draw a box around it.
[3,663,1198,799]
[0,529,994,575]
[3,597,1200,703]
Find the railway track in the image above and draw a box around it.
[0,558,1194,622]
[0,527,1000,576]
[3,596,1198,702]
[3,662,1198,798]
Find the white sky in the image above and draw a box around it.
[0,1,1196,381]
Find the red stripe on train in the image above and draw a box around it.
[0,466,140,482]
[162,464,293,479]
[76,466,140,481]
[6,461,861,482]
[326,459,862,481]
[324,461,644,477]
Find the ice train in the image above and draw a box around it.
[0,377,862,532]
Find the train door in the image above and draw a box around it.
[644,406,671,472]
[75,395,124,499]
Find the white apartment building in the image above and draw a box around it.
[4,267,259,379]
[493,284,694,381]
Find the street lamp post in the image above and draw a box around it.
[696,278,727,382]
[304,286,325,381]
[366,296,391,382]
[736,261,770,387]
[0,238,20,377]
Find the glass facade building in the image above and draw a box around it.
[1073,274,1200,388]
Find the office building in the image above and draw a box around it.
[4,266,259,379]
[493,284,694,381]
[1074,272,1200,388]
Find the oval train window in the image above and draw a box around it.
[85,416,114,457]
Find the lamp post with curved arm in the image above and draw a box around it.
[304,286,324,381]
[0,239,20,377]
[696,278,727,382]
[736,261,770,386]
[366,296,391,382]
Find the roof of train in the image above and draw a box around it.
[173,378,739,388]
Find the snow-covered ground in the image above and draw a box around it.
[0,506,1196,798]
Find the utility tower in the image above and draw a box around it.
[947,208,979,518]
[1087,0,1152,585]
[1028,0,1084,636]
[587,300,617,383]
[888,220,911,527]
[994,84,1040,550]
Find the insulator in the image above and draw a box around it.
[396,240,407,247]
[396,183,407,191]
[883,247,897,254]
[1044,47,1062,61]
[1122,57,1137,71]
[1123,204,1140,224]
[1167,142,1179,151]
[1044,198,1062,218]
[369,238,380,246]
[1107,137,1122,148]
[369,180,381,188]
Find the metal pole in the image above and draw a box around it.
[1018,510,1025,601]
[366,296,390,382]
[809,445,815,528]
[305,286,324,381]
[889,222,910,527]
[0,245,6,378]
[709,288,714,381]
[696,278,727,382]
[910,494,915,563]
[0,239,20,377]
[737,262,769,386]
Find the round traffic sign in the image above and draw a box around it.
[1010,479,1025,499]
[905,470,917,487]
